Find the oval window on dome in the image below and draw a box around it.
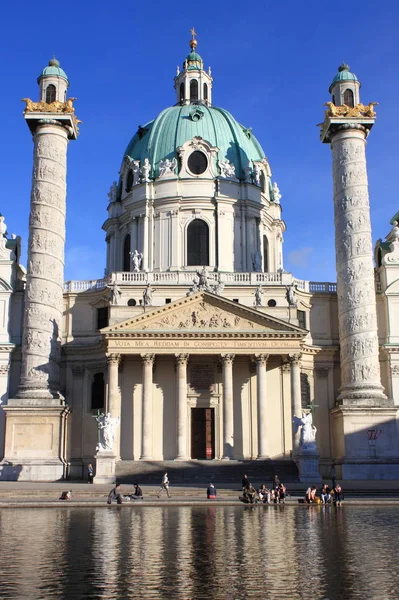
[188,151,208,175]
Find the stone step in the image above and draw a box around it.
[115,459,299,484]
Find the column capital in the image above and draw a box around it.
[288,353,302,366]
[141,353,155,365]
[281,360,291,373]
[175,354,189,366]
[254,353,269,366]
[107,353,121,366]
[221,354,235,365]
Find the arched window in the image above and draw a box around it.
[123,234,131,271]
[187,219,209,266]
[180,82,185,103]
[91,373,105,410]
[343,89,354,108]
[45,84,56,104]
[332,94,336,105]
[260,171,266,193]
[263,235,269,272]
[190,79,198,102]
[203,83,208,101]
[126,170,133,192]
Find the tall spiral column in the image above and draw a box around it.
[17,121,70,400]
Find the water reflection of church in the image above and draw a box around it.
[0,33,399,482]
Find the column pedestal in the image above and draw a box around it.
[94,452,117,484]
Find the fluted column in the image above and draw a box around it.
[107,354,121,457]
[221,354,234,459]
[330,127,387,405]
[141,354,154,459]
[255,354,268,459]
[175,354,189,460]
[17,122,70,401]
[289,353,302,455]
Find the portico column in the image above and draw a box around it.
[175,354,189,460]
[107,353,121,457]
[221,354,235,459]
[255,354,268,459]
[141,354,154,459]
[289,353,302,455]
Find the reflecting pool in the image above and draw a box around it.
[1,506,399,599]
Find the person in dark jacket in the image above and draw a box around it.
[207,483,217,499]
[130,483,143,500]
[107,483,123,504]
[242,474,249,491]
[87,464,94,484]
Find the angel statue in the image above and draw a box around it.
[293,411,318,453]
[386,220,399,244]
[95,412,120,453]
[130,249,143,272]
[159,157,177,178]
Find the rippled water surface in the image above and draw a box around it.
[1,506,399,599]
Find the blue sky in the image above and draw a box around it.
[1,0,398,283]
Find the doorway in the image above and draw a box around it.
[191,408,215,459]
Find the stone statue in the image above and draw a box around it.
[253,285,263,307]
[95,412,120,453]
[107,181,118,203]
[243,166,252,183]
[219,159,236,179]
[252,251,262,272]
[293,411,318,453]
[108,282,122,305]
[253,163,262,186]
[159,157,177,178]
[132,160,140,186]
[187,280,199,296]
[196,266,211,291]
[141,158,151,183]
[176,66,180,75]
[212,281,225,296]
[286,284,297,307]
[130,250,143,272]
[208,66,212,76]
[272,182,282,204]
[0,215,7,237]
[143,283,154,307]
[386,220,399,243]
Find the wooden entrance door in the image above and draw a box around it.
[191,408,215,459]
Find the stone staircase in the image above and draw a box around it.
[115,459,299,485]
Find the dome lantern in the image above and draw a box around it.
[174,28,213,106]
[37,57,69,104]
[329,63,361,107]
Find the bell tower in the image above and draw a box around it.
[1,58,79,481]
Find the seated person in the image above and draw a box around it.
[129,483,143,500]
[243,482,257,504]
[334,483,343,506]
[278,483,287,504]
[107,482,123,504]
[305,485,317,503]
[258,484,270,504]
[320,484,331,504]
[207,483,217,499]
[59,490,72,500]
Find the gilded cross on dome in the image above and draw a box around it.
[189,27,198,50]
[190,27,197,39]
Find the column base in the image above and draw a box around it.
[257,455,268,460]
[174,457,189,461]
[94,452,117,484]
[0,459,66,481]
[140,456,153,460]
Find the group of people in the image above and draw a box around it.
[305,483,343,505]
[241,474,287,504]
[107,482,143,504]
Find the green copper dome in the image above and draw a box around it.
[186,51,202,70]
[329,63,358,92]
[124,104,265,179]
[37,58,69,84]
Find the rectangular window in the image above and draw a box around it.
[165,298,172,304]
[97,307,109,330]
[297,309,306,329]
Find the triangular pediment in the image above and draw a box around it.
[102,292,306,337]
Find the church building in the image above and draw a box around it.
[0,32,398,482]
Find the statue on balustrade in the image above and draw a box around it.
[130,249,143,272]
[95,412,120,453]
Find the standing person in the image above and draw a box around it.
[207,482,217,499]
[107,482,123,504]
[278,483,287,504]
[87,463,94,484]
[272,473,280,490]
[158,472,171,498]
[242,474,249,491]
[330,462,337,489]
[334,483,343,506]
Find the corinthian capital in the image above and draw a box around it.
[175,354,189,366]
[254,354,269,366]
[221,354,235,365]
[107,353,121,366]
[141,353,155,365]
[288,353,302,366]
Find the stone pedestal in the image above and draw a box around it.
[331,406,399,479]
[94,453,117,484]
[295,453,322,483]
[0,404,69,481]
